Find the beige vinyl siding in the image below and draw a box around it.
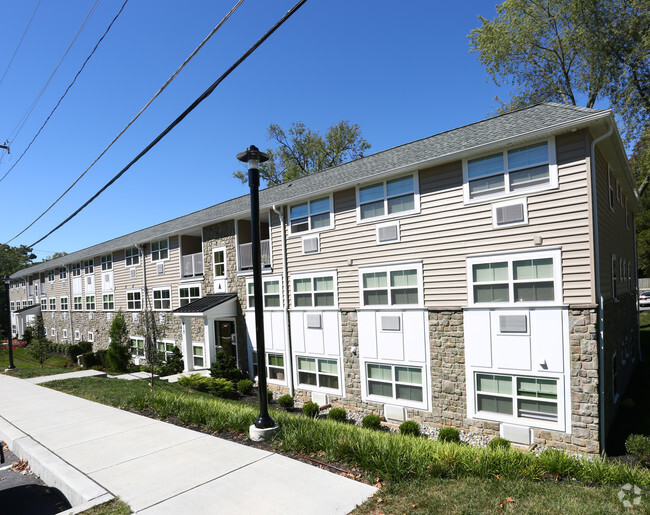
[279,132,593,310]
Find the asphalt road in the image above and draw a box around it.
[0,443,72,514]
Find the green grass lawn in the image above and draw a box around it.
[0,347,81,378]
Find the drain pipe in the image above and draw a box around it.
[590,120,613,455]
[272,204,294,396]
[634,220,644,362]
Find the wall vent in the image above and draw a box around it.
[381,315,401,331]
[493,199,527,228]
[376,221,400,244]
[302,235,319,254]
[130,268,137,279]
[306,313,322,329]
[157,263,165,275]
[499,314,527,333]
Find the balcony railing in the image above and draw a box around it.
[182,252,204,278]
[239,239,270,270]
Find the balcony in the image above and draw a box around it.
[182,252,204,278]
[239,240,270,270]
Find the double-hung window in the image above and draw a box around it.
[71,263,81,277]
[179,285,200,306]
[289,196,332,233]
[297,357,339,390]
[127,290,142,310]
[49,298,56,311]
[103,294,114,311]
[125,247,140,266]
[41,298,47,310]
[292,274,336,308]
[59,267,67,280]
[60,297,68,311]
[85,295,95,311]
[47,270,54,282]
[130,337,145,357]
[358,174,417,221]
[366,363,423,403]
[73,296,83,311]
[151,239,169,261]
[213,247,226,278]
[84,259,94,274]
[153,287,171,310]
[360,264,422,307]
[464,139,556,201]
[101,254,113,271]
[247,277,281,309]
[157,340,175,362]
[468,250,561,305]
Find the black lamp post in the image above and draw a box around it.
[237,145,276,430]
[3,275,16,371]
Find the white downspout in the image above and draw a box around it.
[272,204,293,396]
[590,120,612,454]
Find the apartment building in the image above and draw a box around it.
[9,103,640,454]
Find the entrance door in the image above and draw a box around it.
[215,320,237,362]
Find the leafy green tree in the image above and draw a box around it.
[631,129,650,275]
[107,310,131,372]
[0,244,36,339]
[28,315,50,368]
[234,121,371,186]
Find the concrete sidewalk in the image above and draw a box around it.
[0,374,376,514]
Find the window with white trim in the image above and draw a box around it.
[85,295,95,311]
[41,298,47,310]
[71,263,81,277]
[246,277,281,309]
[101,254,112,271]
[608,168,615,211]
[360,263,422,307]
[151,239,169,261]
[84,259,94,274]
[297,357,339,390]
[127,290,142,310]
[10,301,14,311]
[51,328,56,337]
[464,139,556,201]
[213,247,226,278]
[47,269,55,282]
[49,298,56,311]
[157,340,175,361]
[267,353,285,381]
[88,331,94,343]
[475,373,558,422]
[73,296,83,311]
[60,297,68,311]
[192,343,204,367]
[103,294,114,311]
[612,255,617,299]
[292,273,336,308]
[23,300,28,307]
[62,329,68,339]
[366,363,423,403]
[468,250,561,306]
[59,267,67,280]
[125,247,140,266]
[179,285,200,306]
[289,196,332,233]
[153,287,171,310]
[74,330,81,341]
[130,337,145,357]
[358,173,418,221]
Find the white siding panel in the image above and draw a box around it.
[358,311,378,359]
[289,311,306,353]
[305,323,325,355]
[376,313,404,361]
[403,311,427,363]
[464,310,492,367]
[323,311,341,356]
[530,309,564,372]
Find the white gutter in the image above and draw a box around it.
[272,204,293,396]
[590,120,613,455]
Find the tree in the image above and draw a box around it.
[107,310,131,372]
[41,251,68,262]
[468,0,649,140]
[233,121,371,186]
[28,315,49,368]
[0,244,36,339]
[631,128,650,274]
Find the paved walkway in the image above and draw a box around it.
[0,373,376,514]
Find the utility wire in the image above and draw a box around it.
[0,0,128,185]
[4,0,245,243]
[0,0,43,89]
[5,0,100,146]
[27,0,309,248]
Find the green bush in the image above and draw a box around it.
[302,401,319,418]
[210,351,246,382]
[81,351,99,368]
[67,344,82,361]
[278,394,294,409]
[209,378,235,398]
[438,427,461,443]
[399,420,421,436]
[156,347,185,377]
[95,349,108,368]
[178,374,213,392]
[78,341,93,354]
[237,379,254,395]
[267,390,274,403]
[537,448,580,479]
[107,310,131,372]
[328,408,347,422]
[362,414,382,430]
[487,437,511,450]
[625,434,650,462]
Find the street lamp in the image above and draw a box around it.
[237,145,278,438]
[3,275,16,371]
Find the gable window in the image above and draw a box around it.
[101,254,113,271]
[468,250,561,306]
[71,263,81,277]
[49,298,56,311]
[127,290,142,310]
[464,139,556,201]
[85,295,95,311]
[73,296,83,311]
[125,247,140,266]
[151,239,169,261]
[289,196,332,233]
[292,273,336,308]
[103,294,114,311]
[360,263,422,307]
[246,277,281,309]
[84,259,94,274]
[153,287,171,310]
[358,174,417,221]
[60,297,68,311]
[213,247,226,278]
[179,285,201,306]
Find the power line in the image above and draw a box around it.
[4,0,245,244]
[0,0,129,186]
[0,0,43,89]
[27,0,309,248]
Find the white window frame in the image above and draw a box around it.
[151,239,169,262]
[290,271,338,310]
[103,294,114,311]
[356,172,420,223]
[62,329,68,339]
[611,254,617,299]
[156,339,176,362]
[491,197,529,228]
[59,267,68,280]
[127,289,142,311]
[359,262,423,309]
[49,298,56,311]
[463,138,557,204]
[179,284,201,307]
[74,329,81,341]
[295,355,341,393]
[153,287,172,311]
[289,194,334,235]
[60,297,69,311]
[51,328,56,338]
[73,296,83,311]
[10,301,14,311]
[130,336,145,357]
[71,263,81,277]
[125,247,140,267]
[101,254,113,271]
[41,298,47,310]
[192,342,205,368]
[608,168,615,212]
[213,246,227,279]
[85,295,96,311]
[46,269,55,282]
[84,259,94,274]
[467,249,563,307]
[364,362,426,409]
[245,276,283,310]
[88,331,95,343]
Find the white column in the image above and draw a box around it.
[204,318,216,367]
[181,318,193,372]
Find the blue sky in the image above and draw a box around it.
[0,0,510,261]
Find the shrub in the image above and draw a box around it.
[210,351,246,382]
[209,378,235,398]
[487,437,511,450]
[267,390,274,403]
[438,427,461,443]
[328,408,347,422]
[78,341,93,354]
[237,379,254,395]
[178,374,212,392]
[81,351,99,368]
[278,394,294,409]
[399,420,421,436]
[156,347,185,377]
[107,310,131,372]
[95,349,108,368]
[67,344,82,361]
[626,434,650,463]
[302,401,319,418]
[362,414,382,430]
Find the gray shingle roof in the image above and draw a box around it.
[13,102,610,279]
[172,293,238,314]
